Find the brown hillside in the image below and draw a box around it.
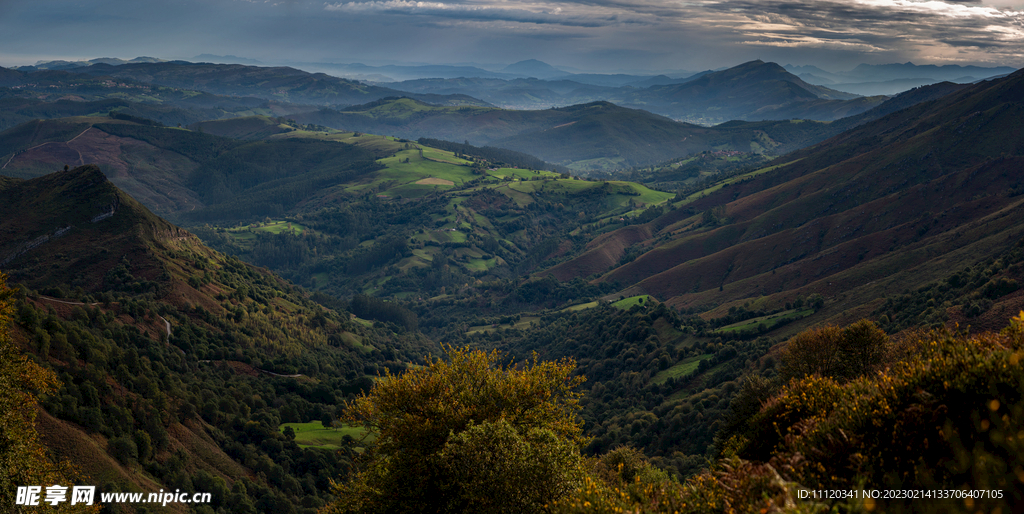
[4,125,202,215]
[546,224,652,280]
[541,69,1024,333]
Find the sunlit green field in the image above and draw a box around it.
[612,295,653,309]
[652,354,714,385]
[279,421,375,450]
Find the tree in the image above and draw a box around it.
[321,410,335,430]
[325,346,587,514]
[781,320,889,382]
[0,273,97,513]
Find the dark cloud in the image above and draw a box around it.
[0,0,1021,71]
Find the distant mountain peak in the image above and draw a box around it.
[501,59,565,78]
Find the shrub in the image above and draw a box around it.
[325,346,586,513]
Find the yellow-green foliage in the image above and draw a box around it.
[550,447,689,514]
[552,448,819,514]
[0,274,98,513]
[557,315,1024,513]
[325,346,587,514]
[742,313,1024,512]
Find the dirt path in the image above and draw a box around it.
[2,127,93,170]
[36,295,99,306]
[67,127,92,143]
[37,295,173,340]
[259,369,305,378]
[159,315,172,337]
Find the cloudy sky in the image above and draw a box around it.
[1,0,1022,73]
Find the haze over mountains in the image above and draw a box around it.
[785,62,1018,95]
[12,55,1015,119]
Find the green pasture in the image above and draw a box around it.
[437,229,467,243]
[611,295,653,309]
[279,421,375,450]
[488,168,558,180]
[420,146,472,165]
[676,159,803,206]
[466,316,541,334]
[652,354,714,385]
[220,220,310,248]
[251,220,307,235]
[345,97,481,120]
[410,248,435,262]
[562,301,599,312]
[397,250,434,272]
[411,229,466,244]
[464,257,497,272]
[341,145,478,196]
[339,331,372,354]
[489,183,537,206]
[387,182,448,199]
[350,314,373,327]
[566,157,628,171]
[713,308,814,334]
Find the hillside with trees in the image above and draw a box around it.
[1,60,1023,514]
[0,167,435,513]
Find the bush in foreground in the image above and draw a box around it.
[324,346,587,514]
[555,313,1024,513]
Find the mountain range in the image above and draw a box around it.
[2,55,1024,514]
[785,62,1017,95]
[545,67,1024,332]
[7,59,890,126]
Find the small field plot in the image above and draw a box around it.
[652,354,714,385]
[250,220,307,235]
[372,149,475,187]
[431,229,467,243]
[279,421,375,450]
[339,331,373,354]
[387,182,449,199]
[598,182,674,211]
[539,178,599,195]
[712,308,814,334]
[561,301,599,312]
[340,133,408,155]
[420,146,472,165]
[612,295,653,309]
[488,168,558,180]
[568,157,628,171]
[397,249,434,272]
[466,315,541,334]
[464,256,498,272]
[220,220,311,249]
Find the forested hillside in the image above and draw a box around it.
[1,60,1023,514]
[0,167,434,514]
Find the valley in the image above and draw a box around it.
[1,56,1023,514]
